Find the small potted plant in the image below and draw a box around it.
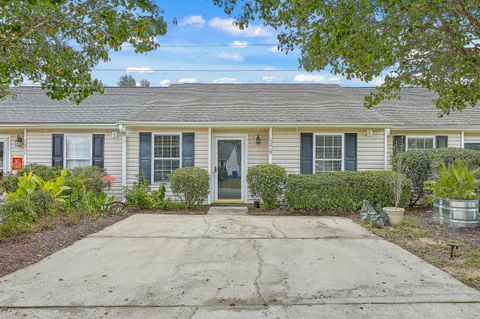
[426,160,479,228]
[383,155,408,226]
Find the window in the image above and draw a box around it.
[152,134,181,182]
[407,137,435,151]
[314,134,343,172]
[465,143,480,151]
[65,135,92,169]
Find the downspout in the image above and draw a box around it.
[384,128,391,170]
[23,128,27,166]
[268,127,273,164]
[461,130,465,148]
[119,124,127,202]
[208,127,212,204]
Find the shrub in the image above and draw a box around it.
[284,171,412,213]
[124,176,152,209]
[64,166,105,205]
[170,167,209,209]
[19,164,62,182]
[247,164,286,209]
[399,148,480,204]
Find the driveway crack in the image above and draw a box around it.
[272,217,288,238]
[253,240,268,306]
[202,216,212,237]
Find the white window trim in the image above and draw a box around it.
[313,133,345,173]
[63,134,93,169]
[151,132,182,184]
[406,136,436,151]
[0,135,10,173]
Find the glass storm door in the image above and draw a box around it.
[216,139,242,200]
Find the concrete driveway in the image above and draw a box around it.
[1,214,480,318]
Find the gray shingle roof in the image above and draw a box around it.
[0,87,159,124]
[1,84,479,128]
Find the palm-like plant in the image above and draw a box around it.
[427,160,479,201]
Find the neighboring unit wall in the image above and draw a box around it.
[387,130,464,163]
[3,129,123,200]
[0,130,24,171]
[271,128,386,173]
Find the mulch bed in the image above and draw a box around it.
[0,214,131,278]
[126,207,208,215]
[362,209,480,290]
[248,206,356,217]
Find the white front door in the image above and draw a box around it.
[213,135,247,202]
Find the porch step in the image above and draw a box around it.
[207,206,248,215]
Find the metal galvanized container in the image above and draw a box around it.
[432,197,445,223]
[438,199,479,228]
[446,199,479,228]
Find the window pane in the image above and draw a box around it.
[154,134,180,159]
[66,159,90,169]
[315,160,342,173]
[408,137,434,150]
[315,135,342,169]
[424,138,434,149]
[154,159,180,182]
[66,135,90,159]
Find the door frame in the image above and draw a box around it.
[213,134,248,203]
[0,135,10,173]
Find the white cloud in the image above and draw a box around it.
[230,40,248,48]
[268,46,281,53]
[159,79,172,87]
[368,76,385,85]
[209,17,273,38]
[294,74,341,83]
[126,67,154,73]
[178,78,199,84]
[178,15,205,28]
[262,76,283,82]
[213,77,239,84]
[217,51,244,61]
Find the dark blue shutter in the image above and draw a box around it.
[182,132,195,167]
[300,133,313,174]
[393,136,406,155]
[344,133,357,171]
[52,134,64,168]
[92,134,105,168]
[436,136,448,148]
[139,132,152,182]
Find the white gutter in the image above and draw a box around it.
[118,121,391,129]
[268,127,273,164]
[119,124,127,202]
[0,123,118,129]
[384,128,391,170]
[208,127,212,204]
[23,128,27,165]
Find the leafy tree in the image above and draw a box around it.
[214,0,480,113]
[139,79,151,87]
[0,0,167,103]
[117,75,137,88]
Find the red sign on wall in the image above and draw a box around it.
[12,157,23,171]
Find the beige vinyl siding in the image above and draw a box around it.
[464,132,480,144]
[125,128,209,199]
[272,128,386,173]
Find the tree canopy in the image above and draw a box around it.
[139,79,151,87]
[214,0,480,113]
[0,0,166,103]
[117,75,137,88]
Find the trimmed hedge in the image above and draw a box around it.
[247,164,286,209]
[399,148,480,203]
[284,171,411,213]
[170,167,209,209]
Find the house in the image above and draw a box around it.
[1,84,479,203]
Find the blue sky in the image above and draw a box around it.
[93,0,384,87]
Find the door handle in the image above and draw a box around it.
[214,166,218,174]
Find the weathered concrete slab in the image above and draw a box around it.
[0,214,479,318]
[92,214,373,239]
[208,206,248,215]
